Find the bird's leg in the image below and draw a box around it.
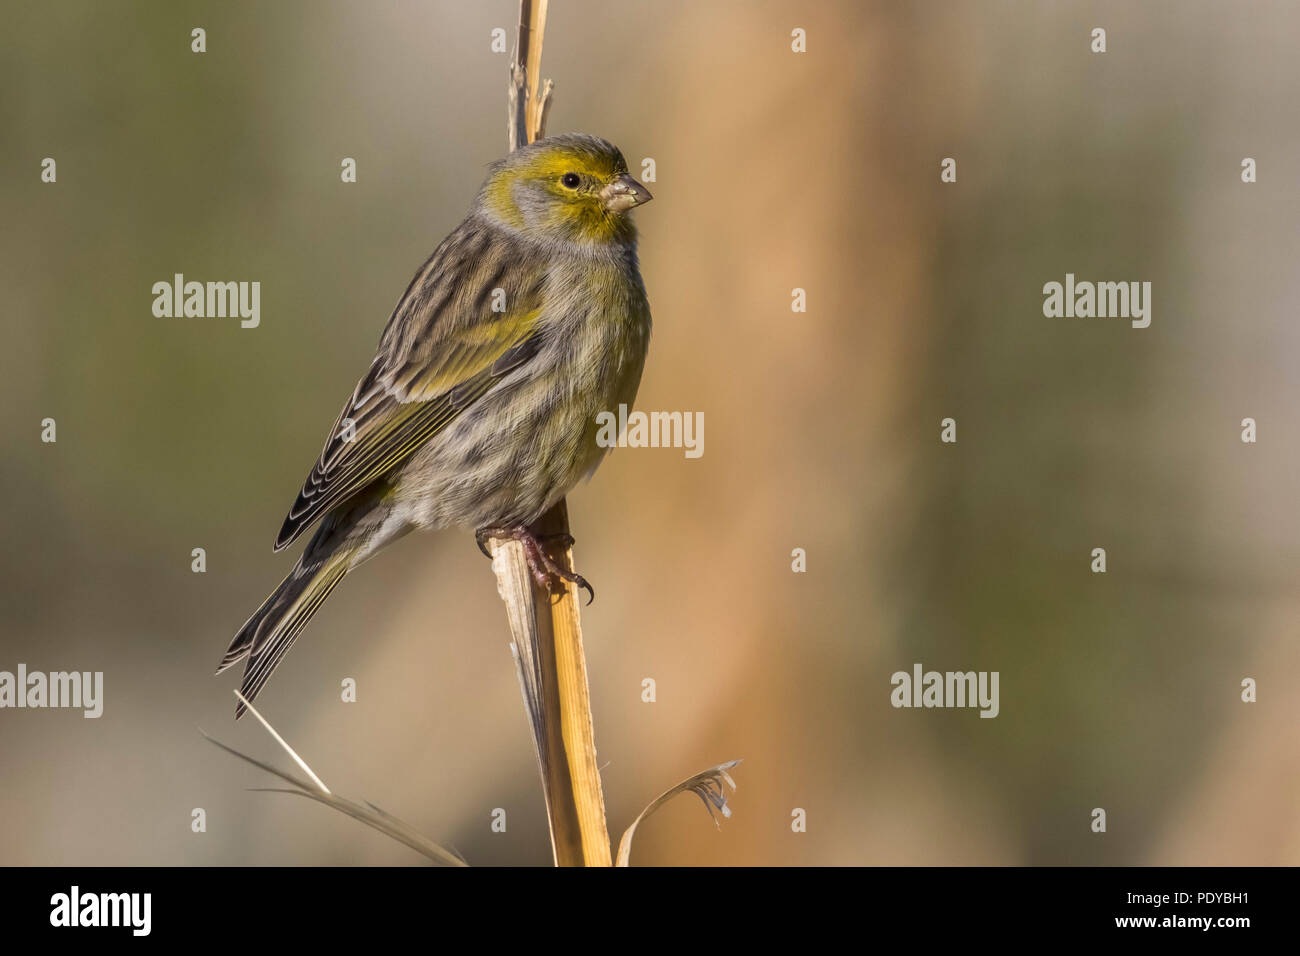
[475,525,595,605]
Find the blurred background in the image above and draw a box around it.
[3,0,1298,865]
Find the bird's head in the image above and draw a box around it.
[478,134,653,247]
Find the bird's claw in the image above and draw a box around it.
[475,525,595,604]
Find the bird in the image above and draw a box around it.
[215,133,653,717]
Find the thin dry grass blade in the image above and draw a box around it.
[249,788,468,867]
[200,728,313,791]
[233,689,330,793]
[616,760,742,867]
[201,705,467,867]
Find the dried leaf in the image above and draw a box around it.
[616,760,742,866]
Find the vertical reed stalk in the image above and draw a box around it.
[492,0,613,868]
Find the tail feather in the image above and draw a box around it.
[216,552,351,718]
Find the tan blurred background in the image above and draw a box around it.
[3,0,1298,865]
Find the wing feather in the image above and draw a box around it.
[274,221,547,551]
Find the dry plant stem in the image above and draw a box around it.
[539,502,611,865]
[508,0,552,152]
[493,0,614,868]
[493,505,611,866]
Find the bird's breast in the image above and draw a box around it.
[396,255,651,529]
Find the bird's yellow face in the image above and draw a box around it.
[480,134,653,246]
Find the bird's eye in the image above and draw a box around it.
[561,172,581,188]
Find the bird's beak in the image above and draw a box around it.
[601,174,653,212]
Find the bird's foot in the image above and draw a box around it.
[475,526,594,605]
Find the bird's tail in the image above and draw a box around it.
[215,547,353,718]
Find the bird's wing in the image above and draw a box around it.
[274,222,548,551]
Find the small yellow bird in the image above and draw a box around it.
[216,134,653,716]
